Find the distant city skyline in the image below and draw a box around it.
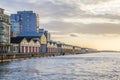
[1,0,120,51]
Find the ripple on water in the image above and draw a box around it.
[0,53,120,80]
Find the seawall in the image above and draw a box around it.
[0,53,61,62]
[0,51,99,62]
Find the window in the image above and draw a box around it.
[13,46,16,51]
[27,19,29,22]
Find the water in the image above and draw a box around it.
[0,52,120,80]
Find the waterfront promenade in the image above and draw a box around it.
[0,53,60,62]
[0,50,99,62]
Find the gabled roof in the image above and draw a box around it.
[33,39,38,42]
[11,37,24,43]
[11,37,40,44]
[18,31,44,37]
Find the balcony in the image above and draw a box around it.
[0,31,5,35]
[0,38,7,43]
[0,20,10,24]
[0,25,4,30]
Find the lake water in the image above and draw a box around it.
[0,52,120,80]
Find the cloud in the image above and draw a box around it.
[80,0,120,15]
[40,21,120,35]
[69,33,79,37]
[1,0,120,19]
[2,0,120,50]
[1,0,120,35]
[80,0,111,4]
[63,17,120,24]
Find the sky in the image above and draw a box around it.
[1,0,120,51]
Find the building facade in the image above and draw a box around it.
[47,41,57,53]
[39,29,51,41]
[10,18,19,37]
[11,31,47,53]
[10,11,39,37]
[0,8,10,53]
[11,37,41,53]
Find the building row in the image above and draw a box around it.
[0,8,97,54]
[0,8,51,53]
[10,36,81,54]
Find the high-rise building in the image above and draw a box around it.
[10,11,39,37]
[0,8,10,53]
[10,14,19,37]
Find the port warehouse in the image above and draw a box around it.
[0,34,85,62]
[0,33,82,62]
[10,36,96,55]
[10,36,82,55]
[0,8,97,54]
[0,26,97,61]
[0,8,98,62]
[0,29,97,55]
[9,28,96,54]
[0,28,97,62]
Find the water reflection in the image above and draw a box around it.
[0,52,120,80]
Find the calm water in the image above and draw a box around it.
[0,52,120,80]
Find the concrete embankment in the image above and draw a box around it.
[0,52,99,62]
[0,53,60,62]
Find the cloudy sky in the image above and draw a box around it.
[1,0,120,51]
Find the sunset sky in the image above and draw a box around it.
[1,0,120,51]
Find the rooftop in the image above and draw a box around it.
[0,8,4,10]
[11,37,40,43]
[18,31,44,37]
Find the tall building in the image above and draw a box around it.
[10,11,39,37]
[0,8,10,53]
[10,14,19,37]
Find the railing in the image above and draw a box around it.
[0,38,7,43]
[0,31,5,35]
[0,20,10,24]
